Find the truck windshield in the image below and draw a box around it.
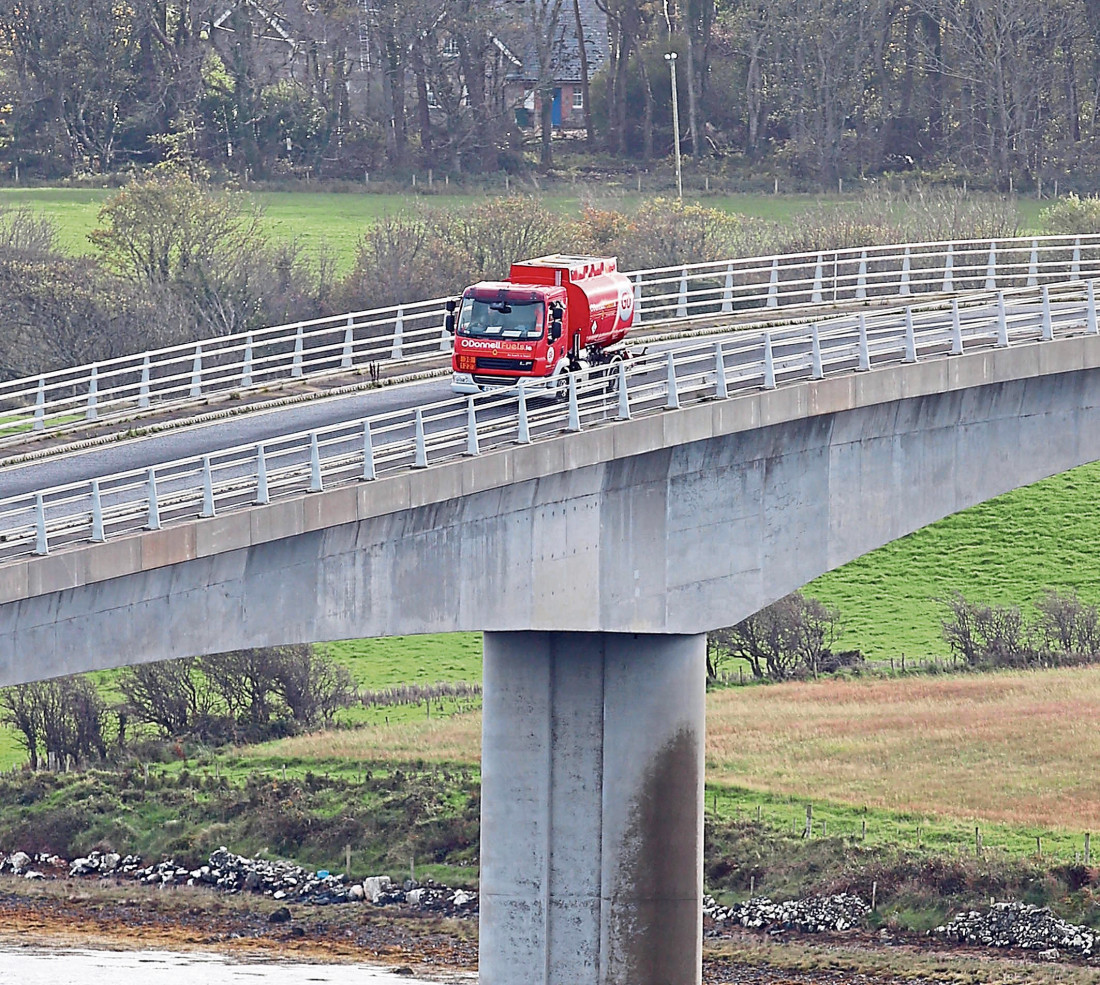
[457,299,544,340]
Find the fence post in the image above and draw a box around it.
[391,307,405,360]
[465,396,480,456]
[903,307,917,363]
[34,493,48,556]
[857,313,870,371]
[676,267,689,318]
[665,351,681,409]
[985,241,997,290]
[1027,240,1039,287]
[763,333,776,390]
[361,422,377,480]
[810,325,824,379]
[86,365,99,421]
[1088,280,1098,335]
[633,273,644,324]
[567,373,582,431]
[720,263,734,313]
[241,335,253,388]
[190,345,203,397]
[942,242,955,292]
[1086,832,1091,865]
[714,340,728,399]
[146,469,161,530]
[811,254,824,304]
[1041,285,1053,341]
[200,455,216,517]
[856,250,868,300]
[616,360,632,420]
[950,298,964,355]
[90,478,105,542]
[341,316,355,369]
[766,258,779,308]
[255,444,270,503]
[414,409,428,466]
[291,325,303,378]
[138,356,151,408]
[33,376,45,430]
[1072,237,1082,280]
[995,292,1009,347]
[308,433,323,491]
[516,385,532,443]
[899,246,911,296]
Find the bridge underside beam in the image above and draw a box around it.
[479,631,706,985]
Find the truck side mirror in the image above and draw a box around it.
[445,298,457,335]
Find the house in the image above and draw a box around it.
[500,0,610,130]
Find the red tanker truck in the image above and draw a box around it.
[446,254,636,395]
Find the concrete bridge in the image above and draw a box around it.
[3,283,1100,983]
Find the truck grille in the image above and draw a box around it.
[475,357,535,372]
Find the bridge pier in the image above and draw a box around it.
[480,631,706,985]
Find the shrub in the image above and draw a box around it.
[1040,193,1100,236]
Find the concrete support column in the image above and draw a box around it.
[480,631,706,985]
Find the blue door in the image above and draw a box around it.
[551,88,562,127]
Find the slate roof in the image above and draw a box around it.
[501,0,609,84]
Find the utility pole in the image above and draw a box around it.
[665,51,682,200]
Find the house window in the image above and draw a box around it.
[572,89,584,110]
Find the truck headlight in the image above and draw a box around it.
[453,373,473,385]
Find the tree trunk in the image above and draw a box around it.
[572,0,594,145]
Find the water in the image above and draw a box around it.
[0,945,475,985]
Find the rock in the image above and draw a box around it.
[363,875,393,903]
[347,884,365,901]
[933,901,1093,957]
[406,888,424,906]
[704,894,870,935]
[268,906,292,924]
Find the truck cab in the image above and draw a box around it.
[448,255,634,395]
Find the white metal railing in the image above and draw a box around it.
[1,278,1096,564]
[2,234,1099,447]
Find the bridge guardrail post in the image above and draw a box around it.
[86,365,99,421]
[995,292,1009,347]
[241,335,253,388]
[766,259,779,308]
[1027,241,1039,288]
[516,386,532,443]
[567,374,582,430]
[856,251,868,300]
[189,345,203,397]
[903,308,917,363]
[291,326,304,378]
[1088,281,1098,335]
[200,456,216,517]
[665,351,681,409]
[1072,238,1082,280]
[714,341,728,400]
[33,376,44,430]
[90,479,104,542]
[985,242,997,290]
[34,493,48,556]
[361,423,377,479]
[341,316,355,369]
[466,396,480,456]
[1041,286,1053,341]
[256,444,270,503]
[391,307,405,360]
[616,361,632,420]
[146,469,161,531]
[414,409,429,467]
[308,433,324,491]
[720,264,734,313]
[677,268,689,318]
[763,333,776,390]
[138,356,151,408]
[943,242,955,292]
[811,254,824,304]
[900,247,911,297]
[950,299,964,355]
[810,325,824,379]
[857,314,870,371]
[633,273,644,324]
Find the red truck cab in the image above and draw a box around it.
[448,254,634,394]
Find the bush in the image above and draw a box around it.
[1040,193,1100,236]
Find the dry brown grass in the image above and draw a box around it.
[706,666,1100,828]
[247,665,1100,829]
